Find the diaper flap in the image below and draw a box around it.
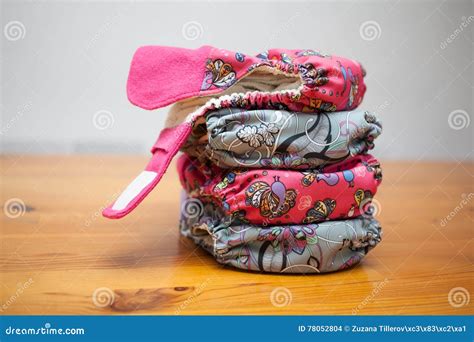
[127,45,259,110]
[102,123,192,219]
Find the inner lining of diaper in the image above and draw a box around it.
[166,67,302,128]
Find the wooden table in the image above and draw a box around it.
[1,155,472,315]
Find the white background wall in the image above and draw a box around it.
[1,0,472,160]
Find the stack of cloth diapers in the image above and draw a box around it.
[103,46,383,274]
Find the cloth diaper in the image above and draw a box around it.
[180,194,382,273]
[102,46,369,219]
[102,45,382,275]
[183,108,382,169]
[178,153,382,226]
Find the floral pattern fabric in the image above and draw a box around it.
[197,48,367,113]
[180,193,382,274]
[183,108,382,169]
[177,153,382,226]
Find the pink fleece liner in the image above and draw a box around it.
[102,123,192,219]
[127,46,213,110]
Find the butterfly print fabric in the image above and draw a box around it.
[177,153,382,226]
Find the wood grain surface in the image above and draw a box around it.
[1,155,473,315]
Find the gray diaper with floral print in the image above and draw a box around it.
[183,108,382,169]
[180,193,382,274]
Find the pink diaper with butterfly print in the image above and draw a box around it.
[102,45,382,274]
[103,46,369,219]
[178,154,382,226]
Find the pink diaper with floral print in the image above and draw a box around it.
[103,46,369,219]
[178,154,382,226]
[127,46,366,112]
